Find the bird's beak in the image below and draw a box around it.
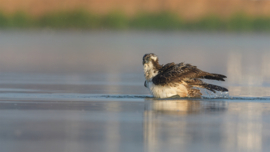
[143,59,149,65]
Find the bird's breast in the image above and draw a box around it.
[146,82,188,98]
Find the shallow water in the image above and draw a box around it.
[1,31,270,152]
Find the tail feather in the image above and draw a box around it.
[199,83,228,93]
[202,73,227,81]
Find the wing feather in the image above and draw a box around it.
[152,62,226,86]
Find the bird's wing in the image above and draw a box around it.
[152,62,226,86]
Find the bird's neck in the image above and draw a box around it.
[144,61,162,81]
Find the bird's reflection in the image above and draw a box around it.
[143,99,200,152]
[144,99,228,152]
[144,99,201,115]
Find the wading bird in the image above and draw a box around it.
[143,53,228,98]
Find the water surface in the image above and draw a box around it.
[0,31,270,152]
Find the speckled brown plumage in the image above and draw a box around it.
[143,53,228,98]
[152,62,228,93]
[188,88,202,98]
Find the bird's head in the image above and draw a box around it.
[143,53,158,65]
[143,53,162,80]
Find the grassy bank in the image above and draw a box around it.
[1,10,270,31]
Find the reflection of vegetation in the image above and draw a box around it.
[1,10,270,31]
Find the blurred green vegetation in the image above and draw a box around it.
[130,12,182,30]
[0,10,270,31]
[38,10,100,29]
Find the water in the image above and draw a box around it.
[0,31,270,152]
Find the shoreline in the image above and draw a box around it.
[0,10,270,31]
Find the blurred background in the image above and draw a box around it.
[0,0,270,96]
[1,1,270,152]
[1,0,270,30]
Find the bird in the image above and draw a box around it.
[143,53,228,98]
